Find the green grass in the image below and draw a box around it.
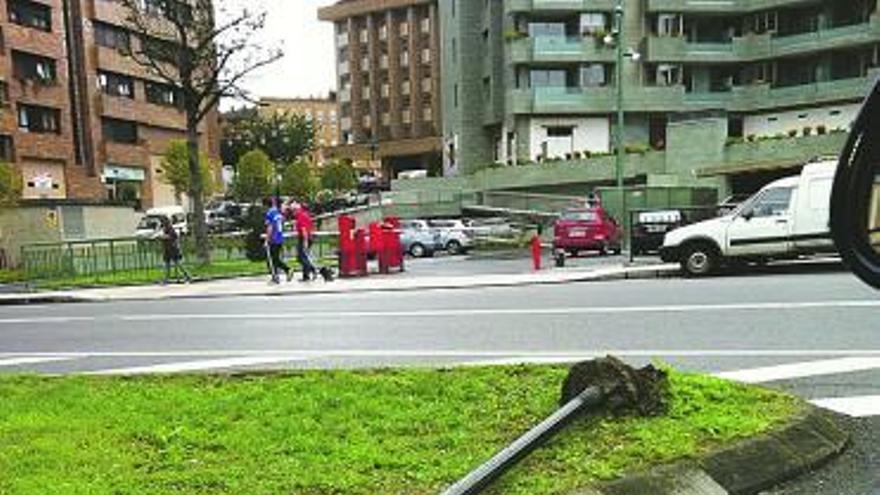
[0,367,801,495]
[0,268,24,284]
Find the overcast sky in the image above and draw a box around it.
[225,0,337,106]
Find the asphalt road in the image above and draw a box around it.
[0,262,878,494]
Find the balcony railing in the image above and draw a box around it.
[509,36,615,63]
[505,0,615,13]
[646,17,880,62]
[645,0,827,13]
[508,70,878,115]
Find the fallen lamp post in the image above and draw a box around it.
[439,357,668,495]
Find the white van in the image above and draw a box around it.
[661,160,838,276]
[135,206,189,239]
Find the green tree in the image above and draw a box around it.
[222,111,316,168]
[321,160,358,193]
[232,150,274,203]
[0,162,22,208]
[280,160,318,202]
[159,140,219,203]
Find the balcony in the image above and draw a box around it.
[646,17,880,62]
[99,95,186,131]
[509,36,615,64]
[505,0,616,14]
[507,70,876,115]
[645,0,822,14]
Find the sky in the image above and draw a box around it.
[225,0,337,106]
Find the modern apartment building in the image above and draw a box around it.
[0,0,219,207]
[443,0,879,195]
[258,95,341,167]
[318,0,443,179]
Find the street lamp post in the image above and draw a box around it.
[614,0,627,253]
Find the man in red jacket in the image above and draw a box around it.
[293,202,318,281]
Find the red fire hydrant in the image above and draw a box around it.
[531,234,542,271]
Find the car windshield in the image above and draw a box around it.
[137,216,162,231]
[561,211,599,222]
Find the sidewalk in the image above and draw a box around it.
[0,262,679,305]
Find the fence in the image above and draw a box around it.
[20,232,338,284]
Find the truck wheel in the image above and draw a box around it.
[446,240,463,255]
[682,244,718,277]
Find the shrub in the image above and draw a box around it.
[787,129,798,138]
[816,125,827,135]
[725,137,744,147]
[746,134,757,142]
[802,126,813,137]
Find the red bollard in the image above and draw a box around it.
[338,215,356,278]
[354,228,368,276]
[531,234,542,271]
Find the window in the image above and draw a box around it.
[580,64,607,87]
[402,80,411,96]
[657,14,683,37]
[399,22,409,37]
[421,17,430,34]
[94,22,131,53]
[530,69,566,88]
[745,187,793,218]
[580,13,607,35]
[18,104,60,133]
[0,135,14,162]
[400,50,410,67]
[528,22,566,38]
[102,118,138,144]
[421,48,431,64]
[402,109,412,124]
[656,64,682,86]
[97,71,134,98]
[142,37,178,66]
[12,51,56,84]
[423,106,433,122]
[135,0,165,16]
[0,81,8,106]
[145,81,178,106]
[7,0,51,32]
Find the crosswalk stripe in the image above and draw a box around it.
[88,356,307,375]
[810,396,880,418]
[0,357,77,367]
[714,357,880,384]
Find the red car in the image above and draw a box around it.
[553,207,623,256]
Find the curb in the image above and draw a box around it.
[593,407,848,495]
[0,264,681,305]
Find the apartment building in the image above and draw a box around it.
[0,0,219,208]
[444,0,879,195]
[318,0,442,178]
[258,95,341,167]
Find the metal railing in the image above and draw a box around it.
[20,233,338,283]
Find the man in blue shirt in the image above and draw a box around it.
[263,197,292,283]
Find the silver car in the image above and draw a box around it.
[428,219,475,255]
[400,220,441,258]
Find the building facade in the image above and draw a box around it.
[318,0,443,179]
[0,0,219,208]
[258,95,341,167]
[443,0,880,195]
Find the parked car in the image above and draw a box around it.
[205,201,244,233]
[428,219,475,255]
[135,206,188,239]
[553,207,623,256]
[632,210,684,255]
[463,217,516,238]
[400,220,441,258]
[661,159,837,276]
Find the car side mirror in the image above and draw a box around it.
[831,77,880,289]
[740,210,754,222]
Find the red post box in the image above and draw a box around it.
[381,216,404,273]
[369,222,385,272]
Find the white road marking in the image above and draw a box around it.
[3,349,880,359]
[810,395,880,418]
[119,300,880,321]
[0,356,77,367]
[714,357,880,384]
[0,316,95,325]
[88,356,308,375]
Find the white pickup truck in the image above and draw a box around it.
[660,160,838,276]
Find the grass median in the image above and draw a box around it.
[0,366,801,495]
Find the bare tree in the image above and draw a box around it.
[118,0,282,263]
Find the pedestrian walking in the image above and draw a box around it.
[160,216,191,285]
[293,202,318,282]
[264,197,292,284]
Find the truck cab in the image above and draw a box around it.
[661,160,837,276]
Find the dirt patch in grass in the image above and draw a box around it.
[0,366,801,495]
